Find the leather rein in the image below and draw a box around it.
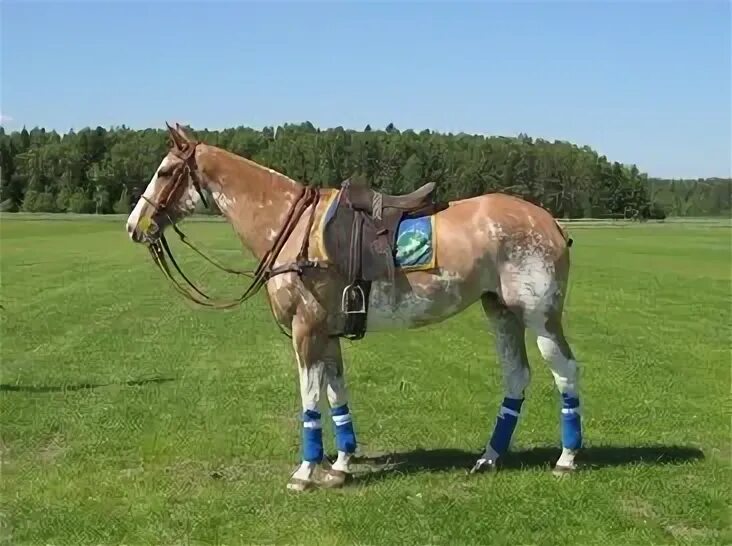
[142,141,322,310]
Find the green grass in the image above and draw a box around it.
[1,216,730,545]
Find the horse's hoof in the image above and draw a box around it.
[552,463,576,477]
[469,458,497,475]
[286,477,315,492]
[319,469,351,489]
[553,448,579,476]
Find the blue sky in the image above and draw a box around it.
[2,1,730,178]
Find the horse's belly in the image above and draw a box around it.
[365,271,476,331]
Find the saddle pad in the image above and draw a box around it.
[314,189,437,272]
[393,215,437,272]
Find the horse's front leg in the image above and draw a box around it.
[287,311,358,492]
[322,337,357,486]
[287,321,328,492]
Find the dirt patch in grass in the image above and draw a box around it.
[664,523,716,541]
[37,433,66,464]
[620,496,657,522]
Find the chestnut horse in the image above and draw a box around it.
[126,123,582,491]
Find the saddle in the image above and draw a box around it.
[323,179,446,340]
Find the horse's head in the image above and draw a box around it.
[126,122,208,244]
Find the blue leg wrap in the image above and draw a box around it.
[560,393,582,450]
[331,404,357,453]
[302,409,323,463]
[489,397,524,456]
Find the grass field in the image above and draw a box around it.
[1,215,730,545]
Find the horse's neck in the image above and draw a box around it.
[198,146,301,260]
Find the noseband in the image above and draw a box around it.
[143,141,322,315]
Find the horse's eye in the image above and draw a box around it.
[157,168,171,178]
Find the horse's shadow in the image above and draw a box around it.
[0,377,175,394]
[349,445,704,482]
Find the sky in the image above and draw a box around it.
[1,0,730,179]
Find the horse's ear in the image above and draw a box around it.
[174,123,193,143]
[166,121,186,149]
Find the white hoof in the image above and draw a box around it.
[286,477,315,492]
[470,457,498,474]
[287,461,319,492]
[553,448,579,476]
[286,459,353,491]
[319,469,350,489]
[552,463,576,477]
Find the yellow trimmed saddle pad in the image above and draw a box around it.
[313,189,437,272]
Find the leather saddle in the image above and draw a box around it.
[323,178,446,340]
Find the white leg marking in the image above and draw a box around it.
[530,320,583,472]
[298,360,325,413]
[287,351,325,490]
[325,360,348,409]
[535,334,579,395]
[556,448,578,470]
[291,461,316,481]
[331,451,353,473]
[323,346,356,477]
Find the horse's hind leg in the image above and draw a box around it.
[527,309,583,474]
[471,293,531,473]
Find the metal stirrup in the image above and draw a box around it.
[341,283,366,314]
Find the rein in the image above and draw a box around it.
[143,141,322,310]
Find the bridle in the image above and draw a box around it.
[142,140,322,311]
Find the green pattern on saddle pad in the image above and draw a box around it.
[394,215,435,271]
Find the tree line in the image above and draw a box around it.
[0,123,729,218]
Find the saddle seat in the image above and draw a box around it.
[322,179,446,341]
[346,182,437,215]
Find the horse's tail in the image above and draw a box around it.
[554,219,573,248]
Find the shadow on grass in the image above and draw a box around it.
[351,445,705,482]
[0,377,175,393]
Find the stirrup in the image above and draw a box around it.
[341,283,366,314]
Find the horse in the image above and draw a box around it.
[125,123,583,491]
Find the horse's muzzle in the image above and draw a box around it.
[127,223,144,243]
[127,217,160,244]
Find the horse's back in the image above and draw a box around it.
[439,191,571,256]
[433,191,571,314]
